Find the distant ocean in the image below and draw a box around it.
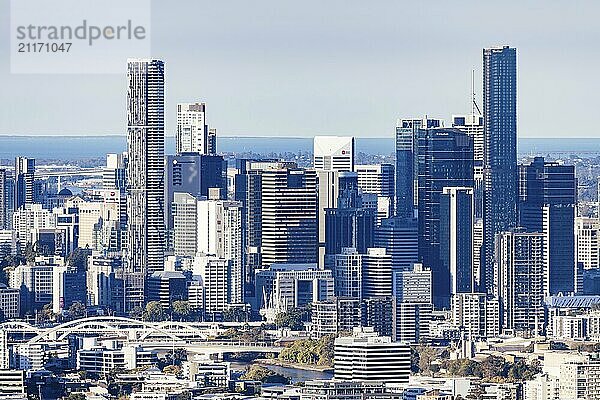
[0,136,599,160]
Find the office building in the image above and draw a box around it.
[0,169,6,229]
[483,46,518,295]
[332,248,362,299]
[576,216,600,271]
[355,163,394,216]
[148,271,188,308]
[52,263,87,313]
[334,327,410,383]
[362,248,393,299]
[0,283,20,319]
[87,253,123,312]
[125,58,165,310]
[374,216,418,272]
[311,298,363,339]
[452,114,484,219]
[361,296,393,338]
[207,127,217,154]
[440,187,474,303]
[172,192,199,257]
[197,196,244,304]
[103,153,127,190]
[261,168,318,266]
[176,102,208,154]
[0,369,25,396]
[164,153,227,234]
[322,172,375,263]
[496,230,545,336]
[0,230,17,257]
[473,218,484,291]
[193,254,233,316]
[395,118,442,218]
[519,157,576,295]
[392,264,433,343]
[417,129,474,307]
[9,256,62,314]
[14,157,35,210]
[313,136,354,172]
[234,160,297,295]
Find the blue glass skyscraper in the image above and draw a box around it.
[482,46,518,295]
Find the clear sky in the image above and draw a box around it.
[0,1,598,138]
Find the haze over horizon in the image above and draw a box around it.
[1,1,599,138]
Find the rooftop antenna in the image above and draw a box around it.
[471,69,482,116]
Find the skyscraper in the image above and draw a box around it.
[439,187,474,302]
[125,58,165,311]
[452,114,484,219]
[14,157,35,210]
[362,248,393,299]
[483,46,518,294]
[164,153,227,237]
[395,118,442,218]
[374,216,418,272]
[103,153,127,190]
[518,157,576,295]
[496,230,545,337]
[0,169,6,229]
[261,168,318,266]
[197,196,244,304]
[417,128,474,308]
[176,102,208,154]
[313,136,354,172]
[234,160,297,296]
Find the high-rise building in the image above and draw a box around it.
[355,164,394,197]
[519,157,576,295]
[362,248,393,299]
[440,187,474,303]
[197,196,244,304]
[14,157,35,210]
[323,172,375,261]
[103,153,127,190]
[374,216,418,272]
[575,217,600,271]
[125,58,165,311]
[452,114,484,219]
[193,254,236,316]
[234,160,297,296]
[417,128,474,308]
[176,102,208,154]
[0,169,6,229]
[333,248,362,299]
[395,118,442,218]
[172,192,199,258]
[164,153,227,235]
[334,327,410,384]
[483,46,518,295]
[392,263,433,343]
[313,136,354,172]
[496,230,545,336]
[261,168,318,266]
[207,128,217,155]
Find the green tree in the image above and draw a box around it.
[68,301,86,319]
[172,300,191,321]
[275,308,304,330]
[415,345,438,376]
[143,301,166,322]
[240,365,290,384]
[480,355,507,379]
[38,303,55,322]
[67,248,90,271]
[129,306,144,320]
[64,394,86,400]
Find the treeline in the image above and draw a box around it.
[444,355,541,382]
[278,335,335,367]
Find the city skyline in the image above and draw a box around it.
[1,1,599,138]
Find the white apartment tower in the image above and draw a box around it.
[176,102,208,154]
[125,58,165,311]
